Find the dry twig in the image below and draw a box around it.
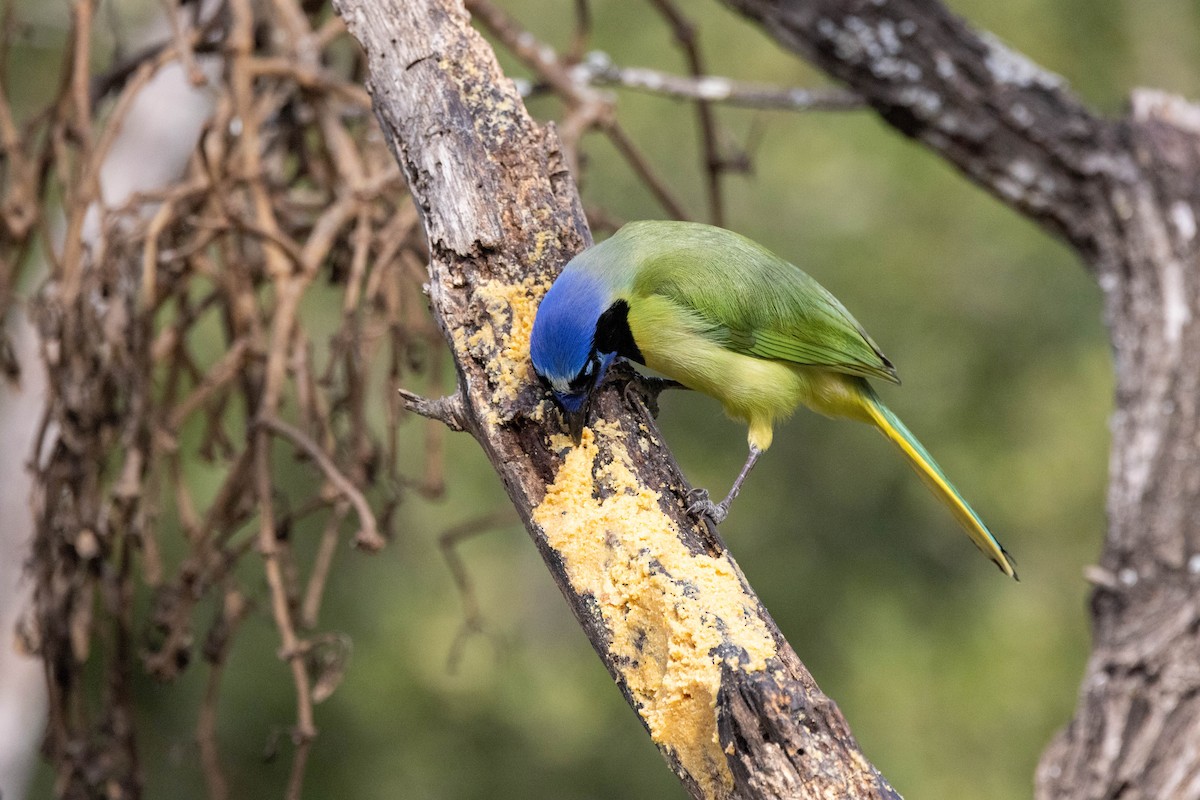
[573,51,864,111]
[438,510,516,671]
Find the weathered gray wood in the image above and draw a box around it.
[333,0,900,797]
[722,2,1200,797]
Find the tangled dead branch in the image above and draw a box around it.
[5,0,443,796]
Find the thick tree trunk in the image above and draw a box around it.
[334,0,901,797]
[721,1,1200,797]
[0,312,48,800]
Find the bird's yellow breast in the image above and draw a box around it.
[626,295,872,451]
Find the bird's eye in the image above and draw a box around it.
[567,354,601,392]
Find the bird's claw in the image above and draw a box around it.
[686,488,729,525]
[635,375,686,399]
[621,373,686,418]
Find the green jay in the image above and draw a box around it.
[529,220,1016,578]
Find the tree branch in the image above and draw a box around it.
[466,0,692,219]
[334,0,899,796]
[257,414,386,552]
[397,388,467,432]
[721,2,1200,799]
[721,0,1134,267]
[646,0,726,224]
[574,52,864,111]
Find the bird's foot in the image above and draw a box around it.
[635,375,686,399]
[621,373,686,418]
[686,488,729,525]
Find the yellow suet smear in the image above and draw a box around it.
[458,277,549,425]
[533,421,777,799]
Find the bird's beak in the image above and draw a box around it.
[551,386,593,446]
[566,406,587,445]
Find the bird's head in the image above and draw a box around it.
[530,268,618,444]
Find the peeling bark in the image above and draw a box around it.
[0,311,48,800]
[720,0,1131,264]
[334,0,901,797]
[721,2,1200,798]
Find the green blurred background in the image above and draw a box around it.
[15,0,1200,797]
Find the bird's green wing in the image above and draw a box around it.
[626,222,899,383]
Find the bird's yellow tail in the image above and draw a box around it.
[862,391,1017,579]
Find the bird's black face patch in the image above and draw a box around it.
[555,351,603,412]
[567,352,603,393]
[537,300,640,444]
[552,352,607,444]
[594,300,644,365]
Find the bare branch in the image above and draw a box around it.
[258,414,386,552]
[397,388,467,432]
[438,510,515,671]
[198,588,252,800]
[574,51,864,111]
[301,506,348,629]
[465,0,691,219]
[646,0,725,224]
[721,0,1129,263]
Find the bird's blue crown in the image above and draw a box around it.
[530,269,610,399]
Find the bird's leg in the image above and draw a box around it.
[687,445,762,525]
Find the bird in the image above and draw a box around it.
[529,220,1016,578]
